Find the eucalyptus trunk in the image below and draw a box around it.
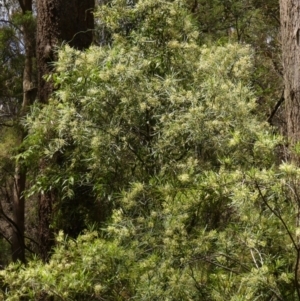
[37,0,95,103]
[281,1,300,151]
[280,0,300,298]
[36,0,95,262]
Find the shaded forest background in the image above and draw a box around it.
[0,0,299,300]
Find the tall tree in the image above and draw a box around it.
[36,0,94,261]
[280,1,300,151]
[0,0,37,263]
[280,0,300,298]
[12,0,36,263]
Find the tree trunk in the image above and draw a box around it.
[12,0,36,263]
[36,0,94,261]
[280,0,300,298]
[12,163,26,263]
[280,1,300,151]
[37,0,95,103]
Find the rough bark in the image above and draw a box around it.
[280,1,300,297]
[12,163,26,263]
[37,179,55,263]
[36,0,95,262]
[36,0,95,103]
[12,0,36,263]
[280,1,300,151]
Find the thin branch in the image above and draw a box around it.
[191,255,240,274]
[0,123,14,127]
[218,252,251,272]
[0,230,12,246]
[255,181,300,300]
[255,181,297,250]
[268,11,280,25]
[188,263,204,292]
[0,205,35,254]
[24,234,39,247]
[0,19,21,31]
[128,143,146,166]
[267,90,284,124]
[250,248,259,268]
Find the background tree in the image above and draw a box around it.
[11,0,36,263]
[0,0,96,263]
[0,0,35,263]
[280,0,300,153]
[189,0,283,125]
[280,0,300,297]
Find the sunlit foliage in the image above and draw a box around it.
[0,0,297,300]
